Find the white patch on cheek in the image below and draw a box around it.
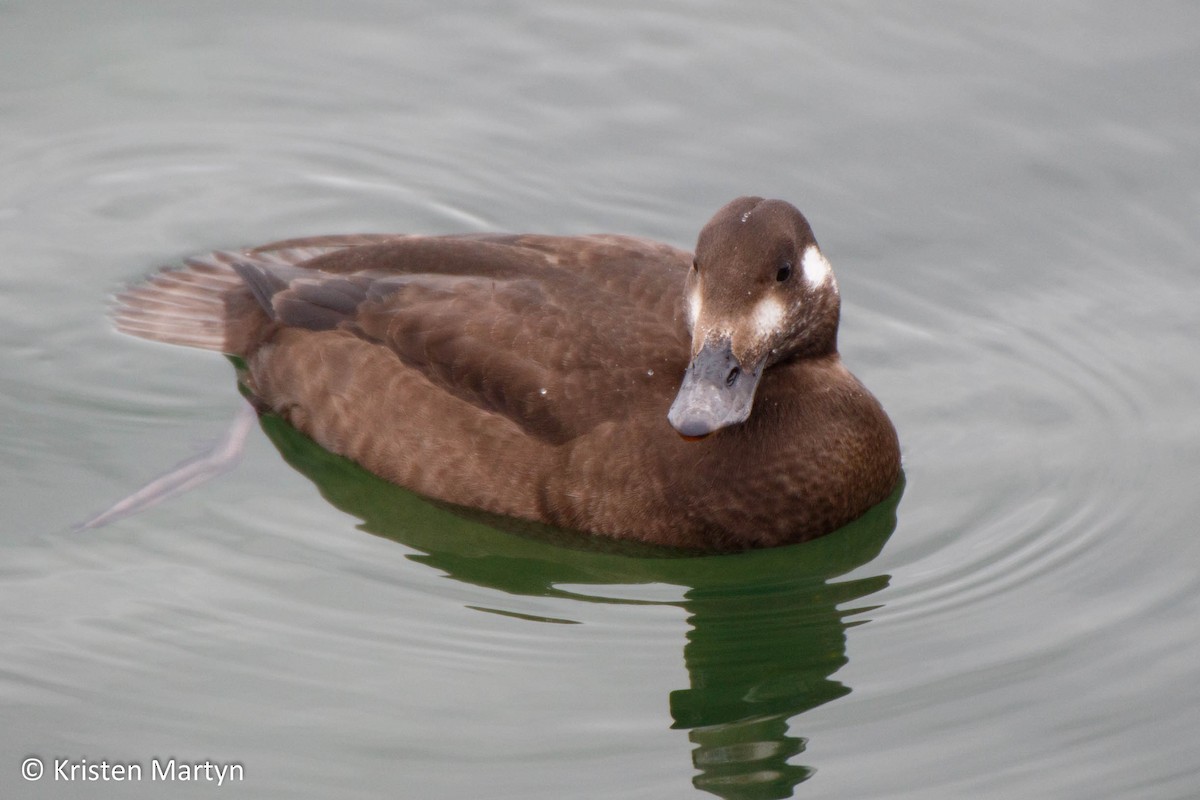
[802,245,835,290]
[687,285,703,329]
[752,295,787,339]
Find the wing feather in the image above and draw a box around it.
[119,232,692,443]
[235,234,691,442]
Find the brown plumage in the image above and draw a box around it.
[114,197,900,550]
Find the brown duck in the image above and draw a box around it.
[115,197,900,550]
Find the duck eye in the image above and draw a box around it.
[776,261,793,282]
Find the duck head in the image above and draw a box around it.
[667,197,841,439]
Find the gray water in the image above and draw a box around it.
[3,2,1199,798]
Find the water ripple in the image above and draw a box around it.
[845,253,1168,627]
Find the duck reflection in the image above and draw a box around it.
[260,413,900,799]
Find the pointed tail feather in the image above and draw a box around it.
[112,253,247,352]
[113,236,404,352]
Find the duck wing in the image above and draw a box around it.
[235,234,692,444]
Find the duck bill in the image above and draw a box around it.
[667,338,764,439]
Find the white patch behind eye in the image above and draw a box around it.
[752,295,787,339]
[802,245,834,289]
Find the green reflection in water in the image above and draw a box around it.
[261,412,901,799]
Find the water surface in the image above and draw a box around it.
[2,2,1199,798]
